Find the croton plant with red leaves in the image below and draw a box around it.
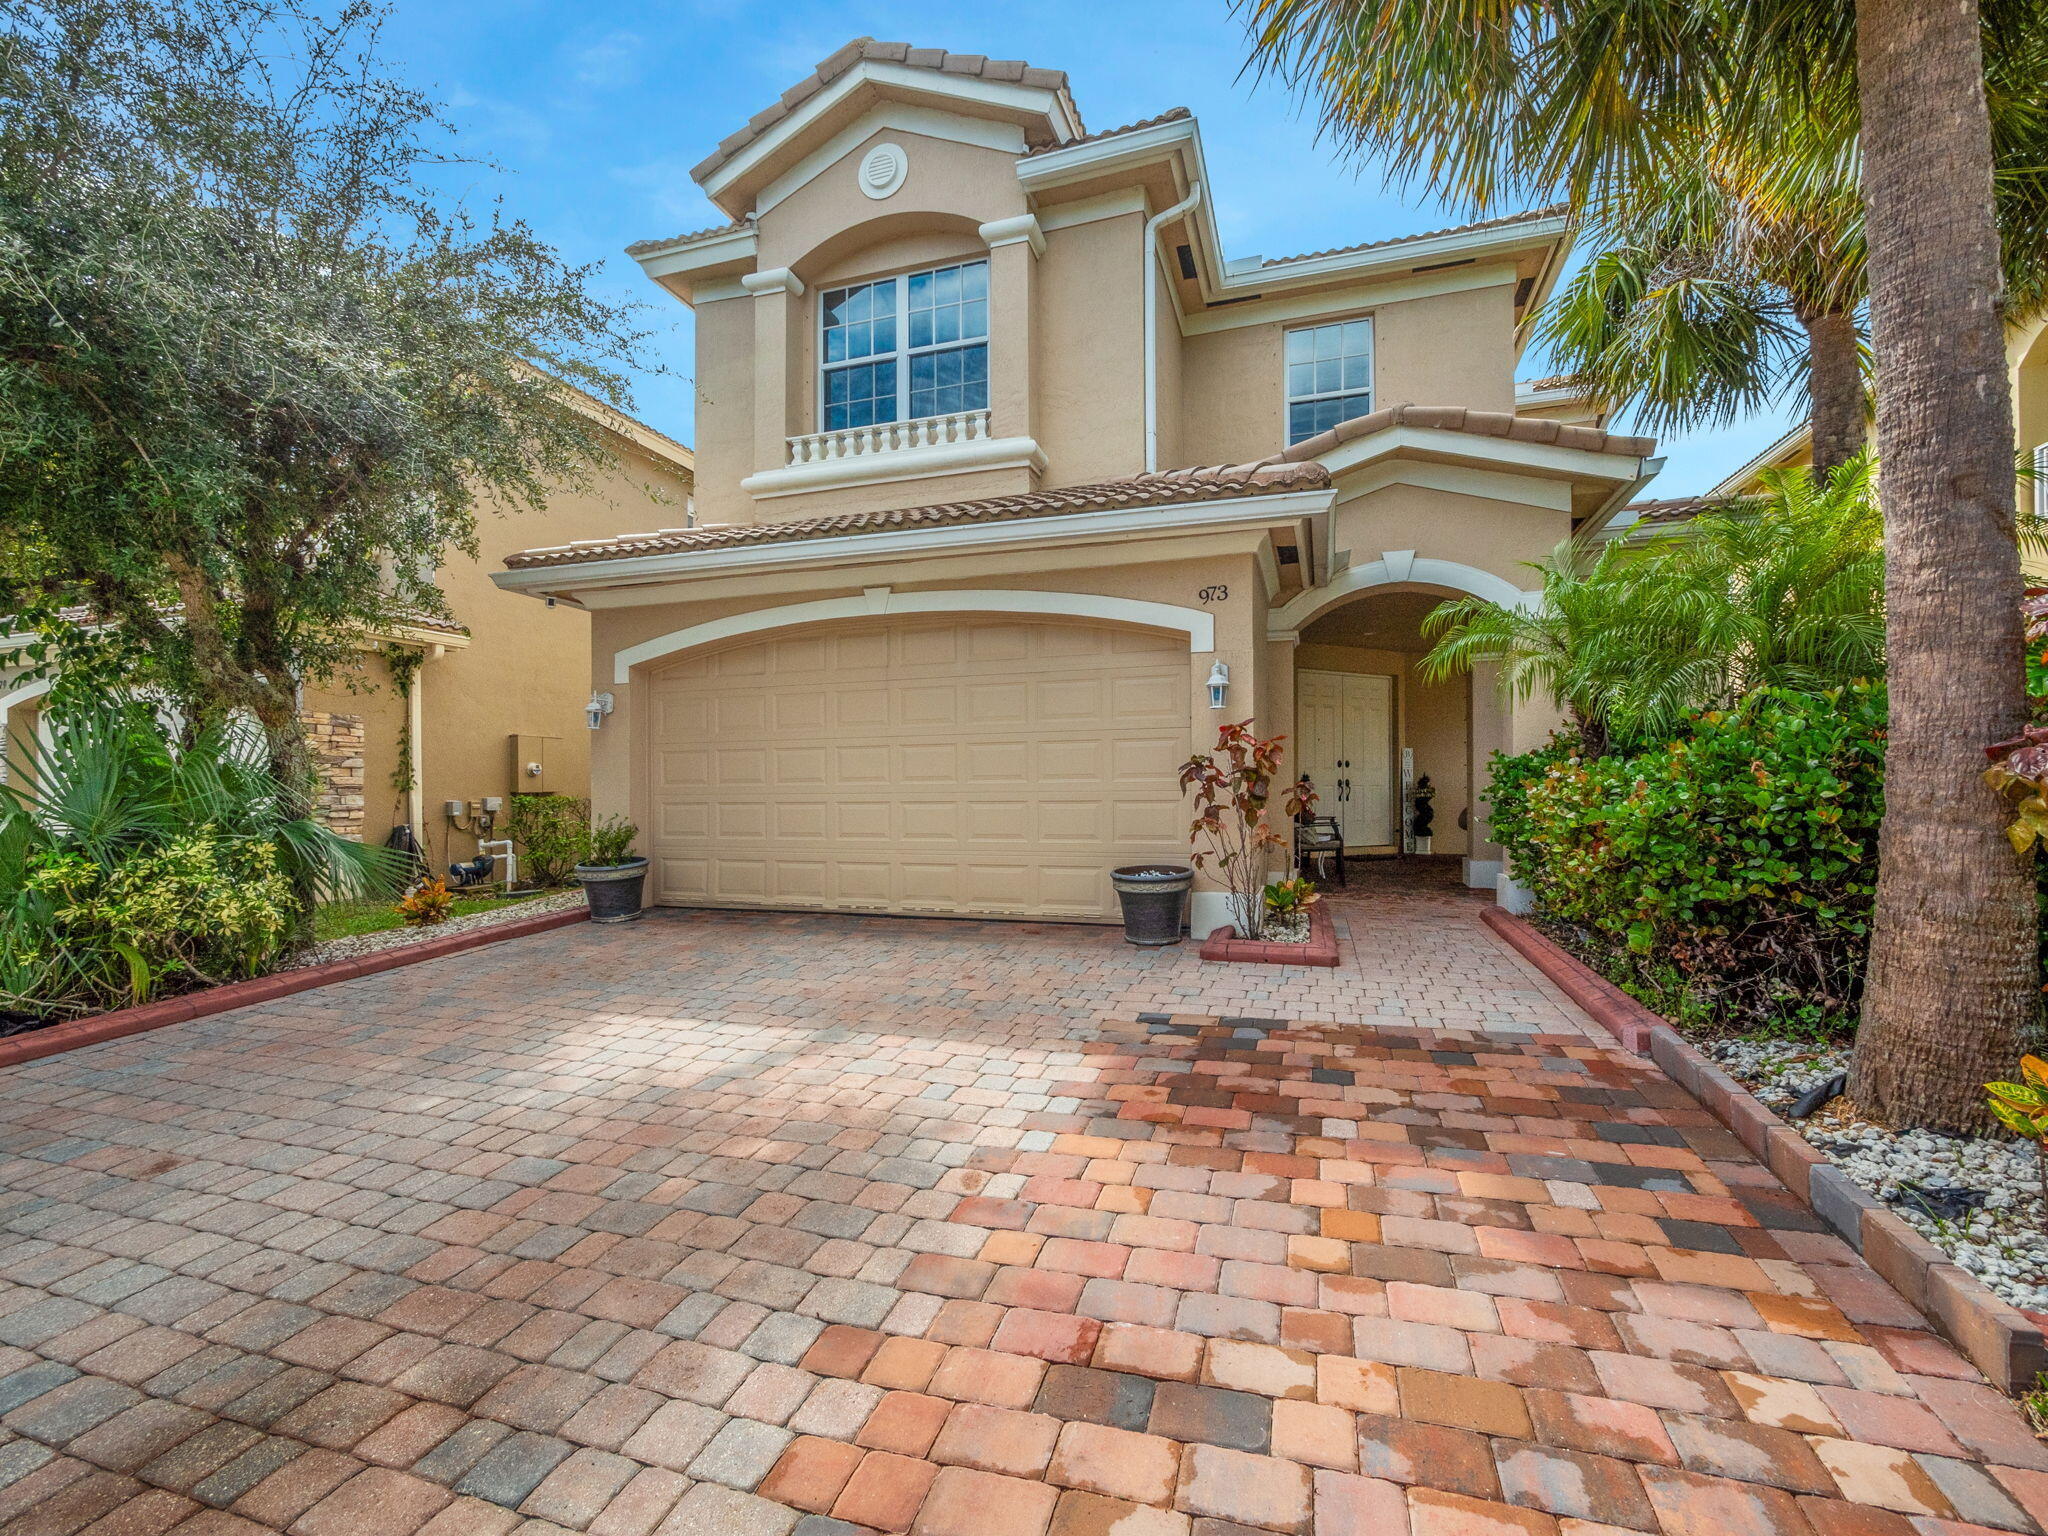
[1179,721,1314,941]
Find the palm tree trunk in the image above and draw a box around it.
[1800,307,1865,481]
[1849,0,2038,1133]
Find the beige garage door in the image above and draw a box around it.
[645,615,1189,919]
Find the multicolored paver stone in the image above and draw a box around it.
[0,874,2037,1535]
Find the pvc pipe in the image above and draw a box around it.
[1143,181,1203,473]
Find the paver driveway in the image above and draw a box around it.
[0,878,2044,1536]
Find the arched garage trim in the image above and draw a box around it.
[0,678,51,718]
[614,589,1217,683]
[1267,554,1537,637]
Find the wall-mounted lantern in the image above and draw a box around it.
[586,691,615,730]
[1205,661,1230,710]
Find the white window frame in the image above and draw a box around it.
[2033,441,2048,523]
[818,259,990,432]
[1283,316,1375,447]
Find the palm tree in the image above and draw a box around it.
[1241,0,2048,1132]
[1538,143,1871,481]
[1421,463,1885,753]
[1418,541,1654,760]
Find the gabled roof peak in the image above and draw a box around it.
[689,38,1084,190]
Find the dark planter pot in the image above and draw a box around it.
[575,858,649,923]
[1111,864,1193,946]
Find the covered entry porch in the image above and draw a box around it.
[1267,556,1561,895]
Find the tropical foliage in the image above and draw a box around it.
[1534,143,1870,475]
[1490,685,1888,1037]
[397,877,455,927]
[1421,464,1885,755]
[1236,0,2048,1138]
[0,704,398,1016]
[0,0,649,791]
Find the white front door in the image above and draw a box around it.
[1297,670,1396,848]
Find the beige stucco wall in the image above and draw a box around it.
[309,436,694,868]
[1332,482,1571,587]
[1038,211,1146,485]
[692,295,756,527]
[1178,275,1522,469]
[679,110,1534,530]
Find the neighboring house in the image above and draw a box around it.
[1604,306,2048,542]
[493,38,1662,931]
[2,389,695,879]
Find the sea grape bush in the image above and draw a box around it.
[1489,684,1886,1034]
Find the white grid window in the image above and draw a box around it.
[1286,319,1373,445]
[822,260,988,431]
[2034,442,2048,522]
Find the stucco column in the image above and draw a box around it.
[741,268,804,477]
[979,216,1042,447]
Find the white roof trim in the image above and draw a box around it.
[613,588,1219,681]
[494,487,1333,596]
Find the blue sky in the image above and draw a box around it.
[378,0,1800,495]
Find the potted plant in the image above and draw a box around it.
[574,815,647,923]
[1178,722,1314,940]
[1110,862,1195,946]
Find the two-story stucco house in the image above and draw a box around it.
[494,39,1661,934]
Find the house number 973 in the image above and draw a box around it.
[1198,585,1229,603]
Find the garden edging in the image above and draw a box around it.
[1482,903,2048,1394]
[1199,902,1340,966]
[0,906,590,1071]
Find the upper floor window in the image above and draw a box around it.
[822,259,989,431]
[1286,319,1373,445]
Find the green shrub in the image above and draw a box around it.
[7,832,292,1010]
[506,793,590,885]
[586,815,639,867]
[0,703,400,1018]
[1492,683,1886,1035]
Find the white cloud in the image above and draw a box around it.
[567,30,646,89]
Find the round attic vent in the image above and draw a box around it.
[859,143,908,200]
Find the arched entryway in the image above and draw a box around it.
[1289,586,1474,870]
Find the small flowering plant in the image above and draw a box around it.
[1179,722,1313,940]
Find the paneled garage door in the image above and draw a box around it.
[645,615,1190,919]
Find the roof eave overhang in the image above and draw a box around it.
[1319,425,1652,490]
[493,486,1335,602]
[629,225,761,307]
[1237,214,1571,300]
[1016,118,1570,313]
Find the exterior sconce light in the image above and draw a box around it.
[586,691,615,730]
[1205,661,1230,709]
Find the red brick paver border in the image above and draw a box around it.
[0,877,2037,1536]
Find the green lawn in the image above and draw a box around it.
[313,890,547,943]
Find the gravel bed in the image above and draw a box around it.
[1710,1038,2048,1313]
[285,889,585,971]
[1257,911,1311,943]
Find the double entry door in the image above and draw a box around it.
[1296,670,1396,850]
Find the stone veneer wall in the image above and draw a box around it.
[302,711,366,841]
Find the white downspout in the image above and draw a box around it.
[1143,182,1203,474]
